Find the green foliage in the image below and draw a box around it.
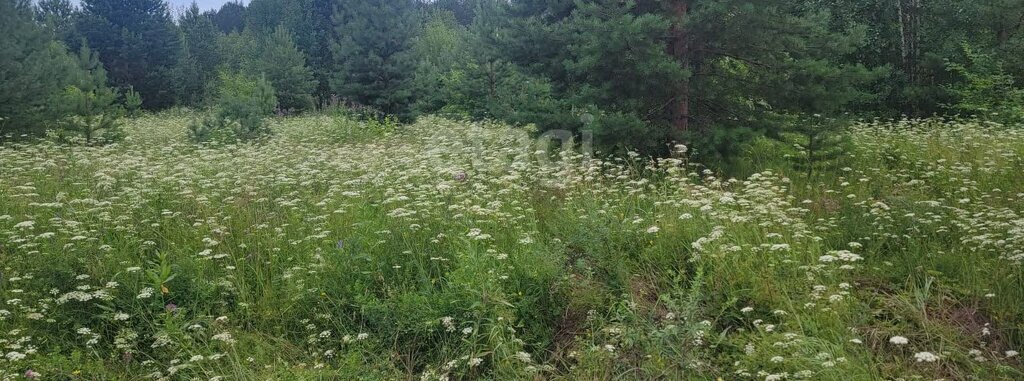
[584,110,669,155]
[177,3,222,107]
[409,0,884,158]
[44,43,125,144]
[215,26,315,113]
[251,26,316,112]
[10,0,1024,159]
[47,85,124,144]
[34,0,78,44]
[410,11,472,115]
[123,87,143,116]
[410,8,571,132]
[75,0,181,109]
[6,116,1024,379]
[189,72,276,143]
[331,0,420,118]
[0,0,81,138]
[210,1,246,34]
[778,115,851,178]
[243,0,334,101]
[442,61,567,129]
[215,30,255,72]
[565,0,686,120]
[944,43,1024,124]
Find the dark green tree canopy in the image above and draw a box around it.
[331,0,421,117]
[177,2,222,106]
[210,1,246,34]
[75,0,182,109]
[1,0,104,138]
[5,0,1024,157]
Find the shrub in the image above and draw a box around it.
[945,44,1024,124]
[189,72,276,143]
[583,109,669,156]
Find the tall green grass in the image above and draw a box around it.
[0,114,1021,380]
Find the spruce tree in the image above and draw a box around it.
[75,0,182,109]
[35,0,79,44]
[331,0,420,117]
[178,2,221,106]
[210,1,246,34]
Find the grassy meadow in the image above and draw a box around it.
[1,114,1023,380]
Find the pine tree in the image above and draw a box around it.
[249,26,316,112]
[554,0,885,157]
[245,0,334,103]
[780,115,849,179]
[178,2,221,106]
[75,0,182,109]
[331,0,420,117]
[190,72,276,143]
[564,0,687,153]
[1,0,93,138]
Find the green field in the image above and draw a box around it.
[1,114,1023,380]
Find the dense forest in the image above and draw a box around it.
[4,0,1024,158]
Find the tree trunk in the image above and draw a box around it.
[896,0,921,84]
[670,1,690,132]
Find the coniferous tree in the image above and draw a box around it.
[249,26,316,112]
[48,45,125,145]
[555,0,885,157]
[244,0,334,103]
[430,0,476,25]
[780,115,850,179]
[331,0,420,117]
[75,0,182,109]
[35,0,79,44]
[210,1,247,34]
[410,11,472,115]
[410,5,566,127]
[190,72,276,143]
[563,0,687,153]
[178,2,221,106]
[1,0,96,138]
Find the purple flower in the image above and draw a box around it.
[24,369,40,379]
[165,303,178,313]
[453,171,467,182]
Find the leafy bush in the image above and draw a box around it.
[189,72,276,143]
[945,44,1024,124]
